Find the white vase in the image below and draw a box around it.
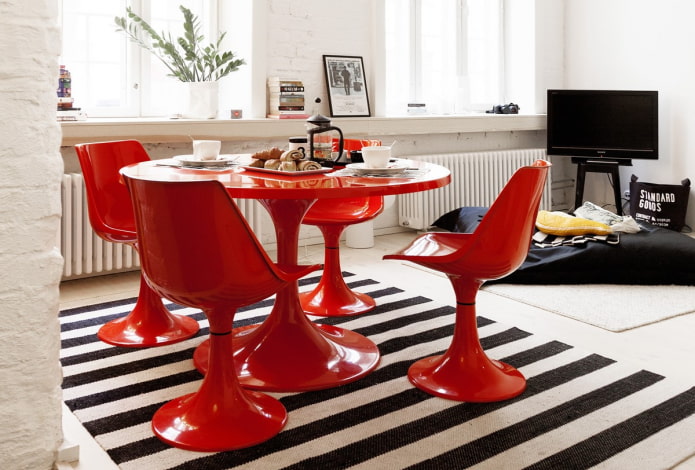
[185,81,219,119]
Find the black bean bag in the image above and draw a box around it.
[431,207,695,285]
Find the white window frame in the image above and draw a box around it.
[383,0,504,116]
[59,0,246,118]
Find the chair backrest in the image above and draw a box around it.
[123,176,290,309]
[466,159,551,278]
[307,138,384,224]
[304,195,384,224]
[332,138,382,153]
[74,140,149,242]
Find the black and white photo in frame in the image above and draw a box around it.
[323,55,370,117]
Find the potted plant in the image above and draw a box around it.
[115,5,245,118]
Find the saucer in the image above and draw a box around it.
[174,155,241,168]
[345,162,408,176]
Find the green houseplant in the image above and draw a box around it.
[115,5,245,117]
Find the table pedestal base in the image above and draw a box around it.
[192,197,381,392]
[193,307,380,392]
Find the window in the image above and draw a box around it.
[384,0,503,116]
[60,0,238,118]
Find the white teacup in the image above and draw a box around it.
[192,140,221,160]
[361,146,392,168]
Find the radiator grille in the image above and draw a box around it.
[398,149,551,230]
[60,173,263,280]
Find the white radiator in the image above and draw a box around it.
[60,173,263,280]
[398,148,551,230]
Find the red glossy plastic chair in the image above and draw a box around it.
[300,139,385,316]
[383,160,551,402]
[74,140,199,347]
[124,176,321,451]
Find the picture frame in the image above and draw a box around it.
[322,55,371,117]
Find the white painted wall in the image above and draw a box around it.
[564,0,695,226]
[0,0,65,468]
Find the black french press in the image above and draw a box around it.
[306,99,344,167]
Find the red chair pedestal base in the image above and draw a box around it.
[300,286,376,317]
[153,389,286,452]
[300,224,376,317]
[408,296,526,402]
[152,313,286,452]
[408,355,525,402]
[97,275,199,348]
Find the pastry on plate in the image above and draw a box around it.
[279,161,297,172]
[281,149,304,162]
[264,159,281,170]
[297,160,322,171]
[252,147,284,161]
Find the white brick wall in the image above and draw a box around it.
[0,0,65,468]
[266,0,374,116]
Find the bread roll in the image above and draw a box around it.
[281,149,305,161]
[264,159,281,170]
[297,160,323,171]
[279,161,297,172]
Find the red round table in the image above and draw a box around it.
[121,158,450,391]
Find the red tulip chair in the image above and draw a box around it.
[383,160,551,402]
[123,176,321,451]
[300,196,384,316]
[74,140,199,347]
[299,139,385,316]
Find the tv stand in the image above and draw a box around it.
[572,158,631,216]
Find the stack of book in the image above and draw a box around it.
[267,77,309,119]
[57,97,87,121]
[57,109,87,121]
[57,66,86,121]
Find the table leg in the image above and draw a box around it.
[194,198,380,392]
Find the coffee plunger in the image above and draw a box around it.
[306,98,344,167]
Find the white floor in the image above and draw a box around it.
[58,232,695,469]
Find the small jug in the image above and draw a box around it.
[288,136,307,157]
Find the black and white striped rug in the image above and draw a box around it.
[60,273,695,469]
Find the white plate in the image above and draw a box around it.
[174,155,242,168]
[345,162,409,176]
[241,166,333,176]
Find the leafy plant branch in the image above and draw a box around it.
[115,5,245,82]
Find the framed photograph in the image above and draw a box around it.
[322,55,371,117]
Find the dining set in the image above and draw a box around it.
[74,139,550,453]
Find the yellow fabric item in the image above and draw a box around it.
[536,210,613,236]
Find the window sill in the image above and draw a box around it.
[60,114,546,146]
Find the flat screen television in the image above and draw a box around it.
[546,89,659,165]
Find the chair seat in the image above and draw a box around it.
[303,196,384,226]
[98,233,137,244]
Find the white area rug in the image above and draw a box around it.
[482,284,695,332]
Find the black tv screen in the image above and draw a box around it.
[546,89,659,162]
